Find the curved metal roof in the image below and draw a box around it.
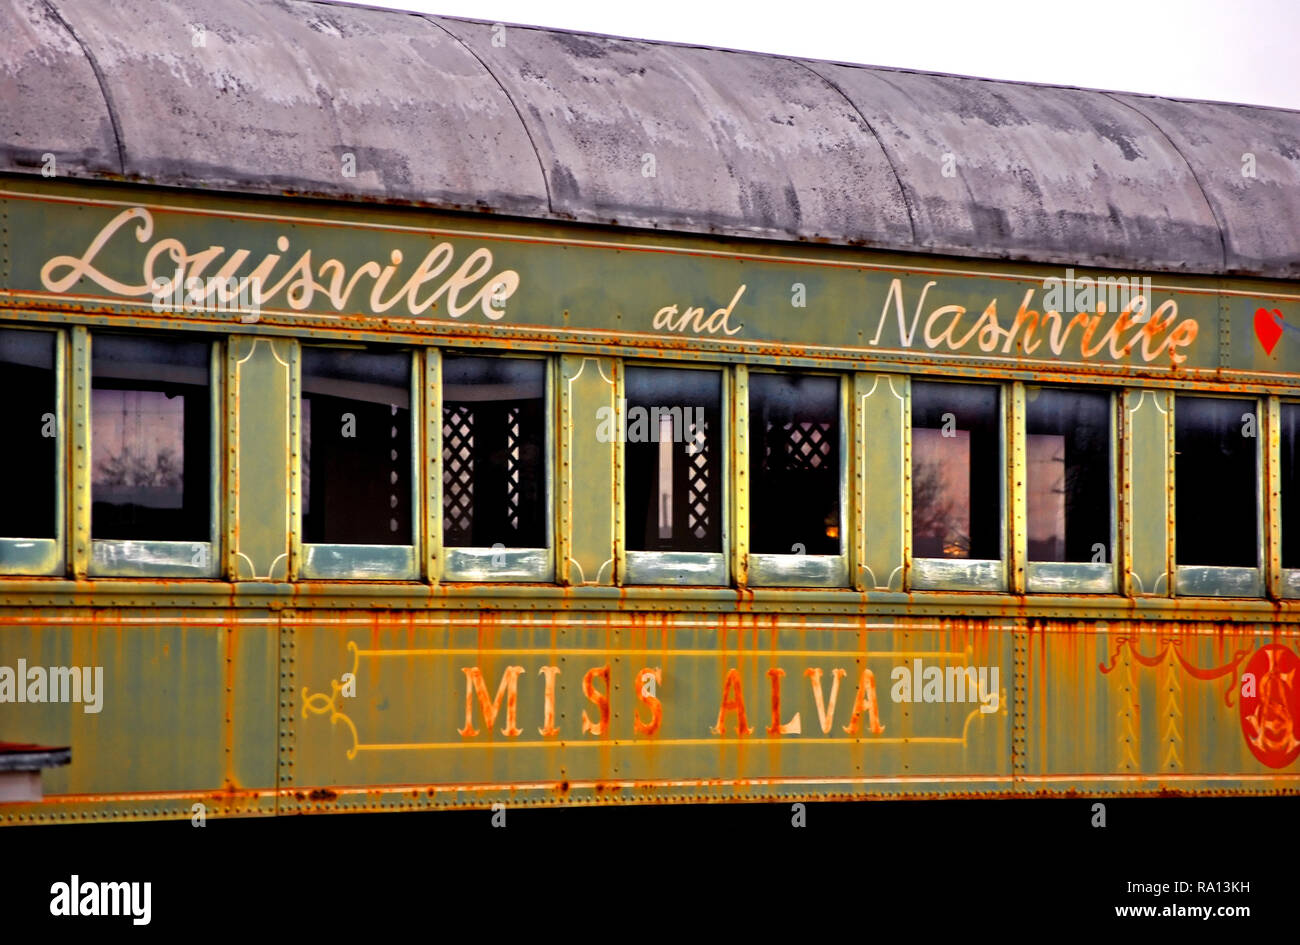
[2,0,1298,278]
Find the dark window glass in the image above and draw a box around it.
[0,329,57,539]
[1283,403,1300,569]
[302,347,412,545]
[92,334,210,541]
[1176,396,1256,568]
[442,355,546,548]
[912,381,1000,560]
[749,372,840,555]
[1026,388,1112,563]
[625,368,722,552]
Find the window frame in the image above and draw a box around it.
[618,360,729,586]
[0,323,66,577]
[907,377,1007,592]
[87,331,223,579]
[1172,392,1264,598]
[743,367,850,588]
[1278,397,1300,599]
[437,350,555,584]
[1024,385,1119,595]
[292,342,422,582]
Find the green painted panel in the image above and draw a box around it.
[5,179,1300,388]
[560,356,615,586]
[1125,389,1171,596]
[230,617,278,792]
[288,614,1012,804]
[229,336,291,581]
[858,374,906,592]
[0,615,226,794]
[1021,622,1298,791]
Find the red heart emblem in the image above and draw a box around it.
[1255,307,1284,355]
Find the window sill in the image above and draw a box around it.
[911,557,1004,591]
[300,543,418,581]
[1175,565,1263,598]
[443,546,552,582]
[90,540,218,578]
[0,538,62,577]
[747,553,847,587]
[1027,561,1115,594]
[624,551,726,586]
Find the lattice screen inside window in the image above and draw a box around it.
[442,405,474,544]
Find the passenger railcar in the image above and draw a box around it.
[1,0,1299,825]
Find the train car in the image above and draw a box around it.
[1,0,1299,828]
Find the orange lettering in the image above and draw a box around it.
[711,668,754,736]
[843,668,886,735]
[581,665,611,736]
[538,665,561,737]
[634,667,663,736]
[458,665,525,737]
[766,668,802,735]
[805,667,846,734]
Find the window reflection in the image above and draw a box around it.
[1175,396,1257,568]
[442,355,546,548]
[301,347,412,546]
[1026,388,1111,563]
[749,372,840,555]
[911,381,1000,560]
[92,334,210,541]
[0,329,57,539]
[625,368,722,553]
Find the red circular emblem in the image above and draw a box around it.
[1239,644,1300,769]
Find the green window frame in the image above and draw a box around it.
[0,323,65,577]
[1024,385,1118,595]
[1172,393,1264,598]
[618,361,729,587]
[740,367,850,588]
[292,342,421,581]
[907,377,1007,592]
[436,350,554,583]
[85,330,223,579]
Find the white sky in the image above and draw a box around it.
[345,0,1300,110]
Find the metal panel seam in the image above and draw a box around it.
[1100,91,1229,272]
[426,15,555,213]
[793,59,918,245]
[39,0,126,174]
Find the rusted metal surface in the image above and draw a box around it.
[1,612,1296,825]
[0,1,1297,277]
[0,11,1298,825]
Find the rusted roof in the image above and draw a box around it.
[2,0,1298,278]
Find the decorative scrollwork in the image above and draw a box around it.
[1099,636,1253,707]
[301,641,361,759]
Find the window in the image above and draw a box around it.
[747,371,846,586]
[1174,395,1261,596]
[623,366,724,584]
[441,354,550,581]
[1282,403,1300,577]
[910,380,1003,590]
[0,327,61,575]
[90,333,218,576]
[299,345,416,579]
[1025,387,1114,592]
